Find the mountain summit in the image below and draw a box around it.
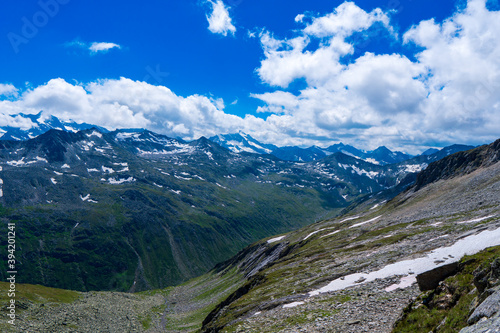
[0,111,108,141]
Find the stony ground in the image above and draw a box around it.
[2,291,164,333]
[233,280,419,333]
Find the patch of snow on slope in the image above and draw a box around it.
[7,158,25,166]
[108,177,135,185]
[205,151,214,160]
[174,175,192,181]
[283,301,305,309]
[364,158,380,165]
[50,178,57,185]
[404,164,428,173]
[87,130,102,138]
[456,215,495,224]
[309,223,500,296]
[36,156,48,163]
[351,165,379,179]
[340,216,360,222]
[102,166,114,173]
[304,227,337,240]
[267,236,286,243]
[80,194,91,201]
[321,230,341,238]
[349,216,382,229]
[62,164,70,169]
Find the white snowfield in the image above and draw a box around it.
[283,301,305,309]
[267,236,286,244]
[309,223,500,296]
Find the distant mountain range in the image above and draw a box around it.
[210,132,473,166]
[1,112,474,167]
[0,111,108,141]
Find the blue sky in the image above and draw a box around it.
[1,0,500,153]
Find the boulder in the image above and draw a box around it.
[460,312,500,333]
[468,289,500,325]
[416,262,459,291]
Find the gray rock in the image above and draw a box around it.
[460,312,500,333]
[468,289,500,325]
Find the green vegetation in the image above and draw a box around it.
[0,282,80,307]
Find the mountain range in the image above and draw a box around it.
[210,132,417,165]
[0,112,471,165]
[2,136,499,333]
[0,121,475,293]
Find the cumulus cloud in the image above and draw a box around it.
[0,84,18,97]
[66,40,121,54]
[206,0,236,36]
[0,78,263,140]
[251,0,500,152]
[257,2,393,88]
[89,42,121,53]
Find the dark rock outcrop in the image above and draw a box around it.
[416,261,459,291]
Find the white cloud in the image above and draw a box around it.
[206,0,236,36]
[0,84,18,97]
[0,113,35,130]
[251,0,500,152]
[66,40,121,54]
[89,42,121,53]
[1,78,257,140]
[257,2,393,89]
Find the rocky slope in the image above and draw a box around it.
[195,139,500,332]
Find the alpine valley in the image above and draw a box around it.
[0,113,499,333]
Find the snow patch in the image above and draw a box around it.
[349,216,382,229]
[320,230,341,239]
[107,177,136,185]
[7,158,25,166]
[267,236,286,244]
[61,164,70,169]
[80,194,91,201]
[102,166,115,173]
[404,164,428,173]
[87,130,102,138]
[50,178,57,185]
[205,151,214,160]
[385,275,418,292]
[283,301,304,309]
[456,215,495,224]
[35,156,48,163]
